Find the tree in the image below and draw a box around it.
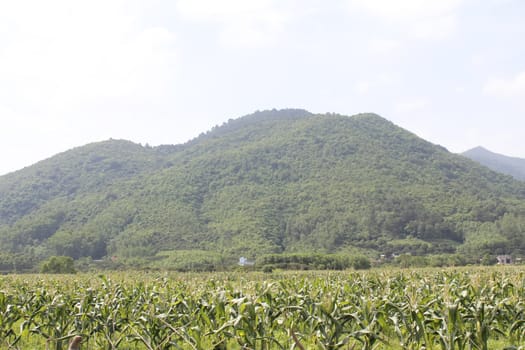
[350,255,371,270]
[40,256,76,274]
[480,254,497,266]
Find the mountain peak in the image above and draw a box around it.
[462,146,525,181]
[463,146,497,156]
[467,145,489,152]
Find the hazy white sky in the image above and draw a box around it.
[1,0,524,175]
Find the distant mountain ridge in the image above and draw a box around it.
[462,146,525,181]
[1,109,524,271]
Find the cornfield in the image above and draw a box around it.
[1,267,524,349]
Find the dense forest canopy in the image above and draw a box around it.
[1,109,524,271]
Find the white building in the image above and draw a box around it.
[239,257,255,266]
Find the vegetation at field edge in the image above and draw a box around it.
[0,267,524,349]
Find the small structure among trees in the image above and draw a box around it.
[496,255,513,265]
[238,257,255,267]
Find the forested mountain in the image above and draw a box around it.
[1,109,525,271]
[462,146,525,181]
[0,140,177,225]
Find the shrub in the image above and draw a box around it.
[40,256,76,274]
[350,255,371,270]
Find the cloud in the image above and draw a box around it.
[354,81,372,94]
[354,75,398,94]
[454,86,466,94]
[395,98,429,113]
[176,0,290,48]
[347,0,461,21]
[0,0,179,174]
[483,71,525,98]
[411,14,457,40]
[0,1,177,112]
[368,39,401,54]
[348,0,463,40]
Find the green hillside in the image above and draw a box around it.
[1,110,524,271]
[0,140,177,224]
[462,146,525,181]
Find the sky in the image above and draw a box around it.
[1,0,524,175]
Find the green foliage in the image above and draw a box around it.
[2,268,525,349]
[481,254,498,265]
[350,255,372,270]
[151,250,229,271]
[40,255,76,274]
[257,253,352,270]
[1,110,525,270]
[0,252,38,272]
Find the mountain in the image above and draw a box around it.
[1,109,525,271]
[462,146,525,181]
[0,140,177,224]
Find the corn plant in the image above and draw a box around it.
[0,290,23,349]
[1,267,525,349]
